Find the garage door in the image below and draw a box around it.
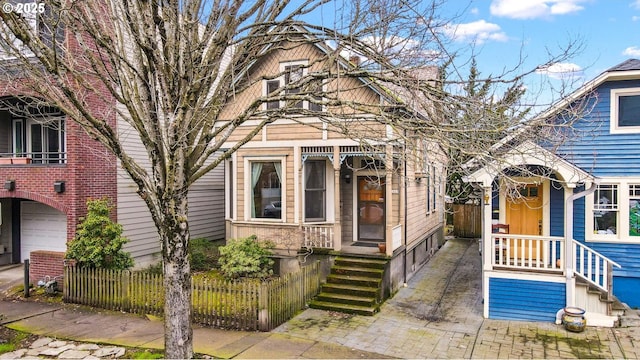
[21,202,67,261]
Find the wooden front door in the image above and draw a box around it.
[357,177,385,241]
[506,184,543,235]
[506,184,543,260]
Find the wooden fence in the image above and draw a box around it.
[451,204,482,238]
[63,261,321,331]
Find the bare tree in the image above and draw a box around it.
[0,0,584,357]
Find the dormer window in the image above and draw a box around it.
[263,60,323,112]
[610,88,640,134]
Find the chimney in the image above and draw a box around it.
[349,55,361,66]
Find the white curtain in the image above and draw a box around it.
[250,162,263,218]
[274,162,282,186]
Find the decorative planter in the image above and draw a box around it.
[562,307,586,333]
[378,243,386,254]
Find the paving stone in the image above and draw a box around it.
[0,349,27,359]
[49,340,69,348]
[39,344,76,356]
[82,356,100,360]
[92,347,126,358]
[59,349,92,359]
[27,346,49,356]
[29,337,53,348]
[76,344,101,351]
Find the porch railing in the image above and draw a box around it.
[492,234,564,272]
[0,152,67,164]
[572,239,621,295]
[302,224,334,249]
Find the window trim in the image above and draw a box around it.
[610,88,640,134]
[586,179,640,243]
[244,156,286,222]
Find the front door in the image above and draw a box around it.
[357,177,385,241]
[506,183,543,260]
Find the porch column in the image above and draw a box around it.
[333,146,342,251]
[482,185,493,270]
[384,145,393,256]
[482,184,492,319]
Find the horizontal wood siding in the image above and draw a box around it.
[266,123,323,141]
[549,184,565,237]
[188,188,225,240]
[572,188,586,241]
[489,277,565,322]
[557,79,640,177]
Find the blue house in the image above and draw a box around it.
[463,59,640,326]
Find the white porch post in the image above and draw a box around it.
[333,146,342,251]
[384,145,393,256]
[482,184,492,318]
[564,184,576,308]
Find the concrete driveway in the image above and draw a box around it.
[274,238,640,359]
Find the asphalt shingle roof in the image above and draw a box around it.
[607,58,640,72]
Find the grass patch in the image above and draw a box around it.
[126,349,165,359]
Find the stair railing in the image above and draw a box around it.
[572,239,621,298]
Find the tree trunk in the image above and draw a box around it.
[159,193,193,359]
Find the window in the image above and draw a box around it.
[0,1,60,60]
[263,61,323,112]
[593,184,618,235]
[284,65,303,108]
[630,184,640,237]
[610,88,640,133]
[304,160,325,221]
[250,161,282,219]
[1,101,66,163]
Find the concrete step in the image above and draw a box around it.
[331,265,384,278]
[326,274,382,288]
[321,283,380,299]
[334,256,387,270]
[315,292,377,307]
[308,300,379,316]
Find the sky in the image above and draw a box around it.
[437,0,640,106]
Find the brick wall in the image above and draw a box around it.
[29,250,65,284]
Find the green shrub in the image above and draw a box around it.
[218,235,275,279]
[189,237,220,271]
[65,198,134,270]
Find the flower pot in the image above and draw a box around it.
[562,307,586,332]
[378,243,386,253]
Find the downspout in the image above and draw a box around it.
[564,178,600,307]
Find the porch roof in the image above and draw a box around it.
[462,140,594,188]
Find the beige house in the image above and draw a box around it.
[220,29,446,312]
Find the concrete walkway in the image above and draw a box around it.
[1,238,640,359]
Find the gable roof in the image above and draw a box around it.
[537,58,640,121]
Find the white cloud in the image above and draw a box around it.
[471,7,480,15]
[536,62,583,79]
[623,46,640,56]
[444,20,508,44]
[633,16,640,21]
[632,0,640,9]
[490,0,587,19]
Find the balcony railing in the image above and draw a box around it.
[0,152,67,164]
[492,234,564,272]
